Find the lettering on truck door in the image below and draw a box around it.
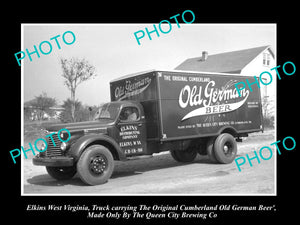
[116,106,147,155]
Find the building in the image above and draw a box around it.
[175,45,276,119]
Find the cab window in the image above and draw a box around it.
[119,107,139,122]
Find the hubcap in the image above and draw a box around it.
[223,142,233,156]
[89,155,107,175]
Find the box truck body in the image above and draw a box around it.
[110,70,263,142]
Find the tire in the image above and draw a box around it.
[46,166,76,180]
[206,137,218,163]
[170,149,197,162]
[77,145,114,185]
[196,142,207,156]
[213,133,237,164]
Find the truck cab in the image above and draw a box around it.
[95,101,148,156]
[33,100,148,185]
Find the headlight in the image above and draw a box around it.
[60,142,67,151]
[58,129,71,142]
[40,142,47,151]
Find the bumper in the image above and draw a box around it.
[33,156,74,167]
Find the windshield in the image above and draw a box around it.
[94,103,120,121]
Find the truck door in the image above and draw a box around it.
[116,106,147,156]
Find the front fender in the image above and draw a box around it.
[68,134,126,161]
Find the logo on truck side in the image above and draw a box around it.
[114,77,152,100]
[179,80,250,121]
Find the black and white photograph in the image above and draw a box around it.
[21,23,276,195]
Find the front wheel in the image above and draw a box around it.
[77,145,114,185]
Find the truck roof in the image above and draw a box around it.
[110,69,254,83]
[110,69,156,82]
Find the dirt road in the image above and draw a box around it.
[23,130,275,195]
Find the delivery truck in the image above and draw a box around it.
[33,70,263,185]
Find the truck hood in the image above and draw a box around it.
[45,120,114,132]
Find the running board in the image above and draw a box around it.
[127,155,153,160]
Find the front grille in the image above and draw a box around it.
[45,133,63,157]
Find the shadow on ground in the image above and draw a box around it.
[26,153,214,186]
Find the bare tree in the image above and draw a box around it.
[60,57,97,122]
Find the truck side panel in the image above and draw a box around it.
[157,71,263,140]
[110,71,161,140]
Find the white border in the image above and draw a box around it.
[21,24,25,195]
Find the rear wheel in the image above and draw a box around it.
[196,141,207,156]
[170,149,197,162]
[77,145,114,185]
[213,133,237,164]
[206,137,218,163]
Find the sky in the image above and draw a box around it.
[23,24,276,106]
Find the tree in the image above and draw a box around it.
[60,98,98,122]
[60,57,97,122]
[262,96,275,128]
[29,92,57,120]
[60,98,83,123]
